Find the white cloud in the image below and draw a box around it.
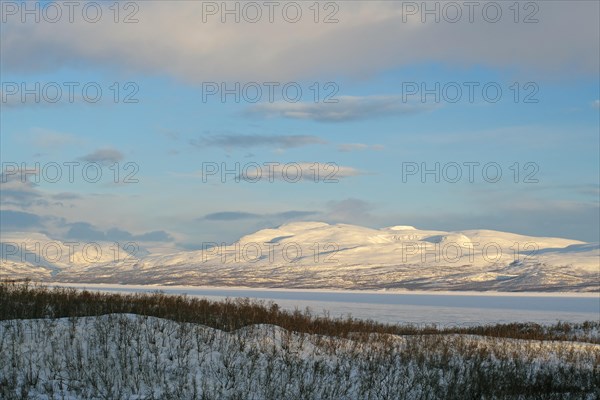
[2,2,598,82]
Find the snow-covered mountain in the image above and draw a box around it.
[1,222,598,291]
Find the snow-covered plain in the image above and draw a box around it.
[2,222,599,292]
[1,314,599,400]
[47,283,600,326]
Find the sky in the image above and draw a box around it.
[1,0,599,251]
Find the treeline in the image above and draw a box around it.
[1,280,598,343]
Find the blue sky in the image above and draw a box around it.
[1,1,599,249]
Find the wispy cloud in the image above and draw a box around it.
[158,128,180,141]
[172,162,363,183]
[0,166,45,208]
[238,163,363,182]
[203,212,262,221]
[337,143,384,152]
[65,221,173,242]
[190,134,326,150]
[324,198,374,222]
[202,210,318,222]
[29,128,81,149]
[247,96,435,122]
[80,148,124,165]
[0,210,44,229]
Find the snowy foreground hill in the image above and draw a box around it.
[2,222,598,291]
[1,314,599,399]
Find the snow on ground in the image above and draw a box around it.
[1,314,599,399]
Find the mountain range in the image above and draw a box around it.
[1,222,598,291]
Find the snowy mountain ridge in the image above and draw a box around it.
[1,222,598,291]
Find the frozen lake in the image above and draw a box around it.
[49,283,599,327]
